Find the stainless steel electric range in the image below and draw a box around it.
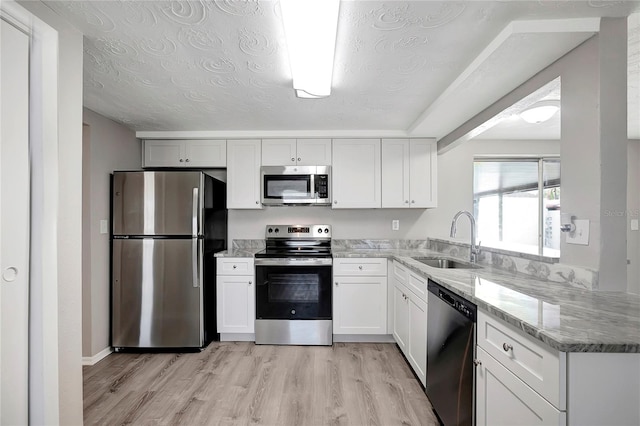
[254,224,332,345]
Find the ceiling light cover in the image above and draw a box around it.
[520,100,560,124]
[280,0,340,98]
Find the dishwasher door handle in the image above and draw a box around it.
[439,290,456,307]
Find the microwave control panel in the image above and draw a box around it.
[315,175,329,199]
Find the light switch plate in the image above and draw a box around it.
[631,219,639,231]
[566,219,589,245]
[392,219,399,231]
[100,220,108,235]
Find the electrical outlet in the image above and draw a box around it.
[100,220,108,234]
[392,220,400,231]
[631,219,639,231]
[566,219,589,245]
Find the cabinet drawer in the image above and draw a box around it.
[407,271,428,302]
[477,311,565,409]
[392,261,408,285]
[333,258,387,276]
[476,347,566,426]
[216,257,254,275]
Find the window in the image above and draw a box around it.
[473,158,560,257]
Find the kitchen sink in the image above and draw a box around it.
[412,257,481,269]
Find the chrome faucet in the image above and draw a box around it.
[450,210,480,263]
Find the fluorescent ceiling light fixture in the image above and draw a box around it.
[520,100,560,124]
[280,0,340,99]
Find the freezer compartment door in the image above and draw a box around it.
[112,238,203,348]
[113,171,202,236]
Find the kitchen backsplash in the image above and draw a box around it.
[428,238,599,290]
[230,238,599,290]
[331,239,429,250]
[231,239,266,250]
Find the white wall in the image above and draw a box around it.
[423,140,561,242]
[228,140,560,244]
[82,108,140,358]
[229,207,429,242]
[437,20,629,291]
[629,140,640,294]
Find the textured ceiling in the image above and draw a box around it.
[43,1,640,138]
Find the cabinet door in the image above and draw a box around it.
[393,285,409,353]
[476,347,565,426]
[409,139,437,208]
[216,275,255,333]
[381,139,410,208]
[143,140,185,167]
[407,293,427,386]
[296,139,331,166]
[332,139,381,208]
[333,276,387,334]
[261,139,297,166]
[227,139,262,209]
[185,140,226,167]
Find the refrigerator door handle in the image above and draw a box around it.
[192,187,199,288]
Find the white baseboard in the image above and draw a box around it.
[333,334,395,343]
[82,347,113,366]
[219,333,256,342]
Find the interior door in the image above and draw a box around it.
[0,17,30,425]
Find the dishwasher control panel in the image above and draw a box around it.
[427,280,477,321]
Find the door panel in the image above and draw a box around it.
[112,238,202,348]
[1,18,30,425]
[112,171,201,235]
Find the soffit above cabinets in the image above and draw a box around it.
[42,1,640,139]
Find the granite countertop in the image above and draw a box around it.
[333,248,640,354]
[215,244,640,353]
[215,247,264,257]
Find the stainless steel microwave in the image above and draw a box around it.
[261,166,331,206]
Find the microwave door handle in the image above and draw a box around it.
[310,174,316,198]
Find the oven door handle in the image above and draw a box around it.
[254,258,333,266]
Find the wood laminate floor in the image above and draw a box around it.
[83,342,439,426]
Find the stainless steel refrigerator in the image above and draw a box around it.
[111,171,227,350]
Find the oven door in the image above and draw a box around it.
[255,259,332,320]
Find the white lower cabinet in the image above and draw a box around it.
[391,261,427,386]
[407,294,427,384]
[476,347,565,426]
[333,258,387,335]
[333,276,387,334]
[392,285,409,352]
[476,311,640,426]
[216,258,255,335]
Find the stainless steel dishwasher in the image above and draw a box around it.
[426,280,477,426]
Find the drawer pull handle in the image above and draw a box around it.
[503,343,513,352]
[335,282,339,286]
[473,359,482,366]
[358,266,363,270]
[232,265,237,269]
[248,281,252,285]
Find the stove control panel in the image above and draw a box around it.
[265,224,331,239]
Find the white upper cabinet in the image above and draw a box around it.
[143,139,226,168]
[332,138,381,208]
[262,138,331,166]
[382,138,437,208]
[227,139,262,209]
